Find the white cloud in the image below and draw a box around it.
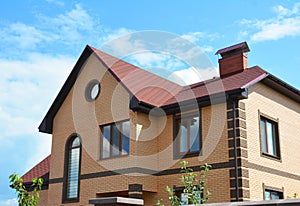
[273,3,300,18]
[99,28,136,46]
[0,4,100,55]
[46,0,64,6]
[200,45,214,53]
[181,31,219,43]
[24,133,52,173]
[0,23,54,49]
[0,198,17,206]
[240,3,300,42]
[43,4,98,43]
[169,67,218,85]
[0,53,74,171]
[181,32,207,43]
[251,17,300,41]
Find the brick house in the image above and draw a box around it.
[22,42,300,205]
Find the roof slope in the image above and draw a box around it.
[90,46,183,106]
[165,66,267,106]
[39,45,300,134]
[22,155,50,183]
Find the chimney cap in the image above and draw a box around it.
[215,41,250,56]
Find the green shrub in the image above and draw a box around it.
[156,161,211,206]
[9,173,44,206]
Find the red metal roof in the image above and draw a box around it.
[164,66,268,106]
[90,46,183,107]
[90,45,268,107]
[22,155,50,183]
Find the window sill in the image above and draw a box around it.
[62,197,80,204]
[261,153,281,162]
[98,154,129,161]
[173,151,202,160]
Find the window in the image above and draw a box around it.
[85,79,100,102]
[101,120,130,159]
[63,135,81,203]
[174,113,201,158]
[264,189,283,200]
[260,116,280,159]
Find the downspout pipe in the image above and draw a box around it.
[231,98,239,201]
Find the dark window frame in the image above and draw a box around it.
[62,134,82,203]
[173,111,202,159]
[100,119,130,159]
[259,112,281,160]
[85,79,101,102]
[263,184,284,200]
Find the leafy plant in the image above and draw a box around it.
[157,161,212,205]
[9,173,44,206]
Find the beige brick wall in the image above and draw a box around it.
[241,82,300,200]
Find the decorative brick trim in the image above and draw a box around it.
[49,161,235,185]
[227,100,249,201]
[230,188,250,199]
[128,184,143,199]
[129,184,142,192]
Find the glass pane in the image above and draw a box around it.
[260,119,267,153]
[179,121,188,153]
[91,83,99,99]
[102,125,111,158]
[72,137,80,147]
[122,121,130,155]
[67,147,80,199]
[272,191,280,200]
[181,193,188,205]
[265,191,271,200]
[111,124,120,157]
[190,117,200,152]
[194,190,201,203]
[267,121,276,155]
[271,124,278,156]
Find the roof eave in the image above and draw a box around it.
[160,88,248,114]
[262,74,300,103]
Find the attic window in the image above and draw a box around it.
[85,79,100,102]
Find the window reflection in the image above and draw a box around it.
[101,120,130,159]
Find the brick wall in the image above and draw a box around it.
[241,82,300,200]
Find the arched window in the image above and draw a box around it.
[63,135,81,203]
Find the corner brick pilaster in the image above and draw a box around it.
[227,101,250,201]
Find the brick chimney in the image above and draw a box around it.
[215,42,250,78]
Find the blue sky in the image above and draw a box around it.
[1,0,300,205]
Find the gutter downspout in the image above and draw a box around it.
[232,98,239,201]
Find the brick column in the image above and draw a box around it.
[227,101,250,201]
